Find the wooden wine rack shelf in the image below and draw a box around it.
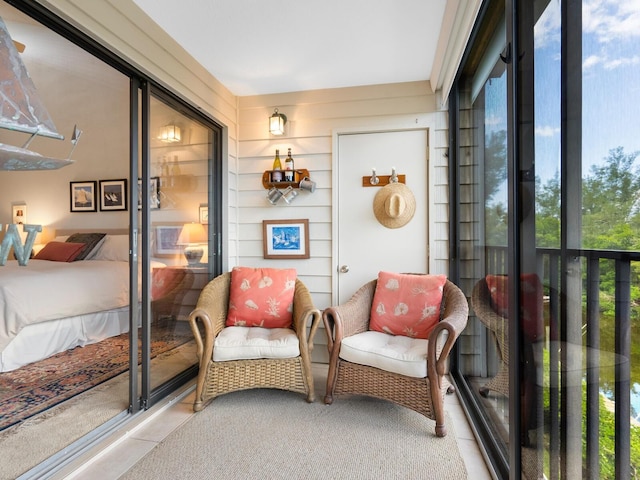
[262,168,310,189]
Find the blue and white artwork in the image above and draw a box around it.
[271,226,301,251]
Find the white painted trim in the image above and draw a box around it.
[430,0,483,107]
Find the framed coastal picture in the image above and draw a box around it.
[70,181,97,212]
[262,219,309,259]
[99,179,127,211]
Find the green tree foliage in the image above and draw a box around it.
[535,173,561,248]
[484,130,508,246]
[535,147,640,317]
[582,147,640,249]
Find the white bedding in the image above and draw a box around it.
[0,259,131,353]
[0,252,170,372]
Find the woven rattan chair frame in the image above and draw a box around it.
[471,278,509,398]
[323,278,468,437]
[189,272,322,412]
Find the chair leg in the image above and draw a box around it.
[324,359,339,405]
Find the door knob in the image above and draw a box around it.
[339,265,350,273]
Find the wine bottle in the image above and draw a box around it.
[284,148,294,182]
[271,149,283,182]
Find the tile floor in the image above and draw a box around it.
[52,364,495,479]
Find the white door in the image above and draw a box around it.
[336,129,429,304]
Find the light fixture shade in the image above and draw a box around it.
[269,108,287,135]
[177,222,207,245]
[158,124,182,143]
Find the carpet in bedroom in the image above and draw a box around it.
[0,318,193,431]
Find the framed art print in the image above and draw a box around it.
[153,224,184,257]
[262,219,309,259]
[199,204,208,224]
[99,179,127,211]
[70,181,97,212]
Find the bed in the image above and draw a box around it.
[0,230,174,372]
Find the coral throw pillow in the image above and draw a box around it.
[369,272,447,339]
[485,273,543,342]
[226,267,297,328]
[34,241,86,262]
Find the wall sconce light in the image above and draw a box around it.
[158,124,182,143]
[177,222,207,265]
[269,108,287,136]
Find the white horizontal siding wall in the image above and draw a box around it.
[238,82,449,362]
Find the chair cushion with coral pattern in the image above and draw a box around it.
[369,272,447,339]
[339,330,430,378]
[226,266,297,328]
[213,326,300,361]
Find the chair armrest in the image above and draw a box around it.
[292,279,322,353]
[428,280,469,378]
[188,272,231,363]
[322,279,377,354]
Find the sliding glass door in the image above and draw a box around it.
[0,1,223,477]
[451,0,640,478]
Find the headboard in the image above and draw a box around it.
[55,228,129,236]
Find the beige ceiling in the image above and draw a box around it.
[131,0,456,97]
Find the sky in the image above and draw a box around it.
[535,0,640,183]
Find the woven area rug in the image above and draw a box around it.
[0,318,192,430]
[122,389,468,480]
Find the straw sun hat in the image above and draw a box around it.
[373,182,416,229]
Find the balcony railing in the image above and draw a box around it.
[484,246,638,479]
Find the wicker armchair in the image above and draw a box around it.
[189,271,322,411]
[323,278,468,437]
[472,278,509,398]
[471,274,543,445]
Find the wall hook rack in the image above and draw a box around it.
[362,167,406,187]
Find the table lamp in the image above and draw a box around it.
[177,222,207,265]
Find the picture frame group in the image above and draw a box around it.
[70,177,161,212]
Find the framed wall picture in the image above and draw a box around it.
[262,219,310,259]
[137,177,160,210]
[153,224,184,257]
[199,204,208,224]
[70,181,97,212]
[99,179,128,211]
[12,204,26,224]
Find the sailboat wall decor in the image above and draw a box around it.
[0,16,81,170]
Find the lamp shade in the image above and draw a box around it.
[177,222,207,245]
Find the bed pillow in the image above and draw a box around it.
[369,272,447,339]
[34,241,86,262]
[65,232,106,260]
[92,235,130,262]
[226,267,297,328]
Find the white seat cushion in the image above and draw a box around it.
[213,326,300,361]
[339,330,429,378]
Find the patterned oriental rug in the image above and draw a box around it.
[0,319,193,431]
